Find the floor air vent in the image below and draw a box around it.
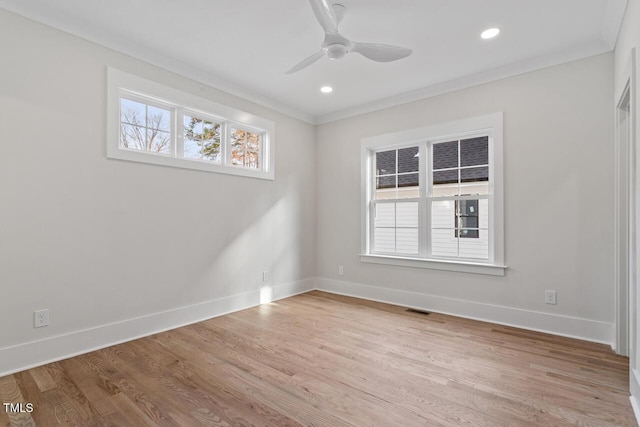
[406,308,431,315]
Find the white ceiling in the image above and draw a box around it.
[0,0,628,123]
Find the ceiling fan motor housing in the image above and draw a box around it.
[325,43,348,60]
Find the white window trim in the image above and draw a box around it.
[360,113,506,276]
[107,67,275,180]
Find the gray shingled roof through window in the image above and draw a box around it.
[376,137,488,188]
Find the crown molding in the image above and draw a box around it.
[316,42,612,124]
[0,1,626,126]
[602,0,629,50]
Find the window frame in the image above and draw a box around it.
[360,113,506,276]
[107,67,275,180]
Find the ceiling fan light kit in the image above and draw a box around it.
[286,0,412,74]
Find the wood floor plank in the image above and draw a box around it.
[0,376,36,427]
[11,372,56,426]
[110,338,288,426]
[0,290,636,426]
[90,350,186,426]
[26,368,56,394]
[0,405,11,427]
[108,392,157,427]
[44,362,108,426]
[144,335,305,426]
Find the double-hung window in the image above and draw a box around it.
[107,68,274,180]
[361,113,505,276]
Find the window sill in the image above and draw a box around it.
[107,147,274,180]
[360,254,507,276]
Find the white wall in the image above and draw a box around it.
[316,53,615,344]
[0,9,316,374]
[614,0,640,418]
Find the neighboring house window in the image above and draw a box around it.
[107,68,274,180]
[361,113,505,276]
[455,200,479,239]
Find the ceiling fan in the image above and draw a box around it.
[285,0,413,74]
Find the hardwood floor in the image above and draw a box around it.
[0,291,636,426]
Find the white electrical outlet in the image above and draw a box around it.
[262,271,270,282]
[34,309,49,328]
[545,290,557,305]
[338,265,344,276]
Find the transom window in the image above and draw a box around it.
[118,93,265,170]
[108,68,274,180]
[361,113,505,276]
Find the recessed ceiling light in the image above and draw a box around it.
[320,86,333,94]
[481,28,500,40]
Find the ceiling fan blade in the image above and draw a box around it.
[309,0,338,34]
[351,42,412,62]
[285,50,325,74]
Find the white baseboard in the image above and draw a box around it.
[316,278,614,346]
[630,369,640,426]
[631,396,640,427]
[0,276,616,377]
[0,278,315,377]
